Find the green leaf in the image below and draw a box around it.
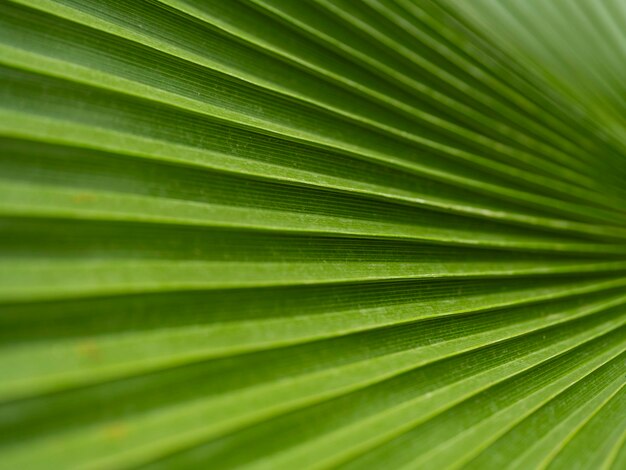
[0,0,624,468]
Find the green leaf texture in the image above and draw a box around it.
[1,0,625,468]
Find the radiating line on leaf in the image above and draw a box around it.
[1,0,625,468]
[2,278,625,402]
[125,317,626,469]
[4,2,625,217]
[470,374,626,470]
[5,116,626,241]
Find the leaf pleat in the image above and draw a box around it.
[1,0,625,468]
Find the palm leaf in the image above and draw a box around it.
[1,0,625,468]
